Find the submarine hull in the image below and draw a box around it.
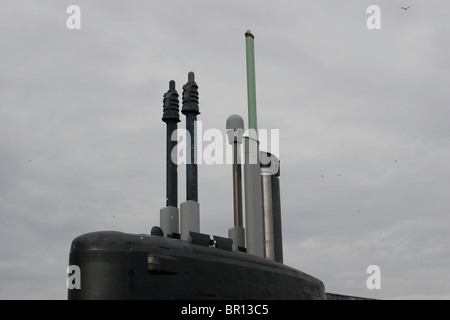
[68,231,325,300]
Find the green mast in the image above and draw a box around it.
[245,30,258,140]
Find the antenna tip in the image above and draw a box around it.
[169,80,175,91]
[245,30,254,38]
[188,72,195,82]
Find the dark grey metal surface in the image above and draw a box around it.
[271,175,283,264]
[162,80,180,207]
[232,141,243,228]
[181,72,200,202]
[68,231,325,300]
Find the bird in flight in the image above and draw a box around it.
[401,6,411,10]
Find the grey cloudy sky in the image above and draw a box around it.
[1,0,449,299]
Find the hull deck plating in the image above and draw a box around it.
[68,231,325,300]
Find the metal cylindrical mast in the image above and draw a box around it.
[162,80,180,207]
[271,168,283,263]
[244,30,264,257]
[160,80,180,236]
[233,141,243,227]
[227,114,246,251]
[182,72,200,202]
[260,152,283,263]
[261,172,274,260]
[245,30,258,141]
[180,72,200,242]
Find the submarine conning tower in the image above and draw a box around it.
[67,30,330,301]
